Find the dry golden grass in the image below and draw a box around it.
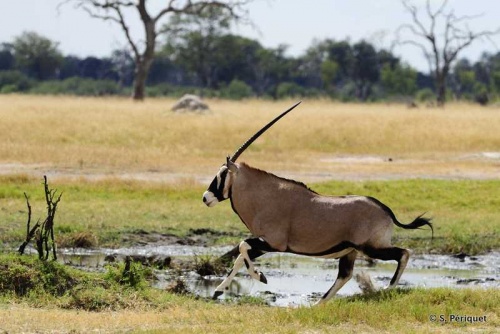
[0,95,499,182]
[0,305,381,334]
[1,288,498,334]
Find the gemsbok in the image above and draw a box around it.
[202,102,433,305]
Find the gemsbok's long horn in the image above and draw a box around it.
[230,101,302,162]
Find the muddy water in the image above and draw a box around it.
[57,246,499,307]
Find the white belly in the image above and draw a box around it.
[317,247,355,259]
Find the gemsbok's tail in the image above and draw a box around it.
[367,196,433,238]
[393,214,434,239]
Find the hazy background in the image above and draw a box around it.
[1,0,500,72]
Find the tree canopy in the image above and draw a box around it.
[12,32,63,81]
[2,28,500,103]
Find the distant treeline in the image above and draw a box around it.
[1,31,500,102]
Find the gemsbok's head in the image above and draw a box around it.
[202,101,302,207]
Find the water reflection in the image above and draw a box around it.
[55,247,499,307]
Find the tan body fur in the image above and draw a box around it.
[231,163,393,255]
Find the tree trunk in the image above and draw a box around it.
[436,78,446,106]
[132,58,153,101]
[132,62,147,101]
[132,4,156,101]
[435,66,449,107]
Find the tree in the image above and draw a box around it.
[64,0,251,101]
[396,0,500,106]
[351,41,380,100]
[483,52,500,96]
[298,39,353,89]
[165,27,280,93]
[297,38,407,100]
[380,63,417,96]
[450,59,475,98]
[320,59,339,92]
[59,56,81,79]
[110,49,135,86]
[163,5,234,89]
[212,35,262,87]
[12,31,63,80]
[296,41,329,89]
[0,70,33,92]
[0,43,14,71]
[251,45,292,97]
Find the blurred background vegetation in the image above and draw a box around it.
[1,27,499,103]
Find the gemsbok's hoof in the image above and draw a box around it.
[212,290,223,300]
[259,272,268,284]
[314,298,327,307]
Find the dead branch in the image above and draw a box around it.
[396,0,500,106]
[18,193,41,255]
[17,176,62,261]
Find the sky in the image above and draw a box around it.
[1,0,500,72]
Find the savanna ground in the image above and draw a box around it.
[0,95,499,333]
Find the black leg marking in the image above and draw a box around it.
[240,238,275,285]
[362,246,408,286]
[321,251,356,300]
[247,248,265,260]
[259,272,267,284]
[219,245,239,262]
[212,290,223,300]
[245,238,278,258]
[337,251,357,279]
[362,246,404,261]
[223,239,271,262]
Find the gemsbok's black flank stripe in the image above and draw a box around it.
[286,241,357,258]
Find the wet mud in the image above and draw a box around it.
[57,245,499,307]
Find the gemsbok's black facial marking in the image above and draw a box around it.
[208,167,228,201]
[202,165,231,207]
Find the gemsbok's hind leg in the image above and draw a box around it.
[213,239,270,299]
[316,250,357,306]
[363,246,410,288]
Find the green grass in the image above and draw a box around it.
[278,288,499,333]
[0,253,179,310]
[0,253,498,333]
[0,175,245,249]
[1,175,498,254]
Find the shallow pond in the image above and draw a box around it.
[57,245,499,307]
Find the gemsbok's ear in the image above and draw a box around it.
[226,156,239,173]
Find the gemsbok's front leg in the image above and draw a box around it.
[213,254,245,299]
[212,239,268,299]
